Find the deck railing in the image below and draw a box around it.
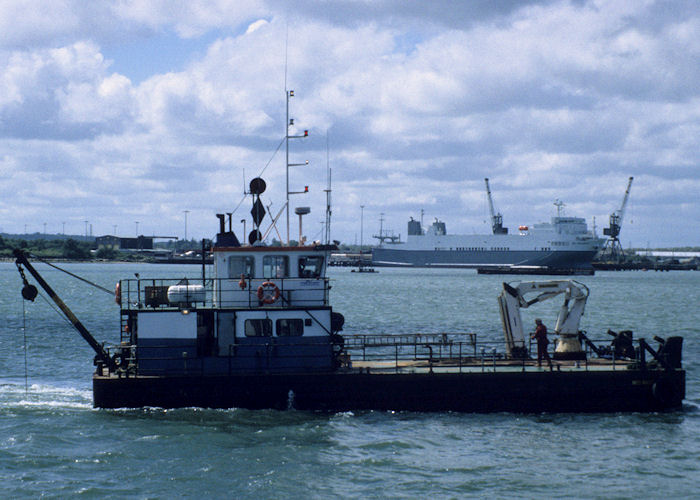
[102,334,667,378]
[117,276,330,311]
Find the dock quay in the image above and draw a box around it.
[477,266,595,275]
[593,261,698,271]
[329,252,372,267]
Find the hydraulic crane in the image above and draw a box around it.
[602,176,633,261]
[484,178,508,234]
[498,280,589,360]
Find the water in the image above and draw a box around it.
[1,262,699,498]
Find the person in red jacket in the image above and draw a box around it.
[532,318,553,368]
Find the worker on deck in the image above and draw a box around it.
[532,318,553,369]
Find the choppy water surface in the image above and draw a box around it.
[1,262,699,498]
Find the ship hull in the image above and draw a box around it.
[93,368,685,413]
[372,247,599,269]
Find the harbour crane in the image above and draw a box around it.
[484,178,508,234]
[602,176,634,261]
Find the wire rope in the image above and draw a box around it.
[28,254,113,295]
[22,296,28,394]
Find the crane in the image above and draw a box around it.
[484,178,508,234]
[602,176,634,261]
[497,280,589,360]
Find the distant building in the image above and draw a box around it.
[95,235,154,250]
[95,235,120,249]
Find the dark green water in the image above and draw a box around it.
[1,263,698,498]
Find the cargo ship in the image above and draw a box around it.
[372,180,605,270]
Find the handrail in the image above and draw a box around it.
[117,276,331,310]
[103,334,670,377]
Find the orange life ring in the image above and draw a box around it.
[114,282,121,305]
[257,281,280,304]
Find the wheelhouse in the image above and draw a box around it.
[115,241,342,376]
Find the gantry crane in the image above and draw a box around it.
[602,176,634,261]
[484,178,508,234]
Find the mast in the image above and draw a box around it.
[324,132,332,245]
[554,199,565,217]
[286,89,290,244]
[285,89,309,244]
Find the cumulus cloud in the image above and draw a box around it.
[0,0,698,247]
[0,41,136,139]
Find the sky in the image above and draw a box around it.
[0,0,698,248]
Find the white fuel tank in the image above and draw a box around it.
[167,284,206,304]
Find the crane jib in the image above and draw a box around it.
[13,249,118,372]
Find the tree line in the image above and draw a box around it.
[1,235,98,260]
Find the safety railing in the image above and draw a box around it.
[344,333,478,361]
[342,333,655,374]
[342,333,507,373]
[117,276,331,311]
[100,334,666,378]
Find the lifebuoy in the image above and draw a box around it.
[115,282,121,305]
[257,281,281,304]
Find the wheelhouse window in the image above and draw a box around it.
[263,255,288,278]
[244,318,272,337]
[229,256,254,278]
[276,318,304,337]
[298,256,324,278]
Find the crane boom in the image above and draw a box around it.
[484,178,508,234]
[617,176,634,227]
[485,178,496,221]
[13,249,118,372]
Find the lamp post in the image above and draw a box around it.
[135,221,139,237]
[183,210,190,241]
[360,205,365,255]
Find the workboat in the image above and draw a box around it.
[13,202,685,412]
[371,179,605,270]
[9,98,684,412]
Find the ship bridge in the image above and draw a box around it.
[116,245,332,311]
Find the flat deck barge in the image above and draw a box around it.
[93,333,685,412]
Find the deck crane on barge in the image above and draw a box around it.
[498,280,589,360]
